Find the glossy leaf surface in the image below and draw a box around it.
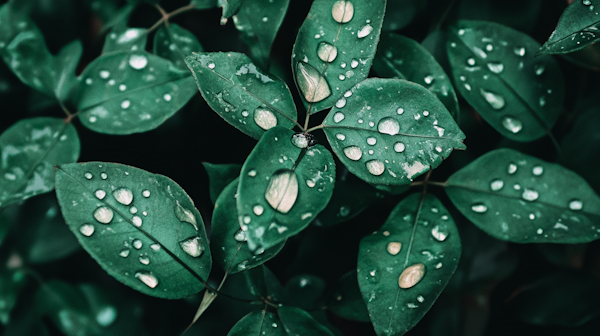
[186,52,298,139]
[278,306,334,336]
[291,0,386,113]
[75,51,197,135]
[55,162,211,299]
[203,162,241,204]
[373,33,459,120]
[219,0,246,19]
[228,310,284,336]
[327,271,370,322]
[0,118,80,208]
[447,20,565,142]
[103,27,147,53]
[237,127,335,251]
[358,193,461,336]
[154,24,203,69]
[323,78,465,185]
[446,149,600,243]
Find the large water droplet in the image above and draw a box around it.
[129,54,148,69]
[317,42,338,62]
[569,199,583,211]
[487,63,504,74]
[175,203,198,230]
[331,0,354,23]
[179,237,204,257]
[480,89,505,109]
[357,24,373,38]
[502,117,523,134]
[94,207,114,224]
[336,98,346,108]
[387,242,401,255]
[333,112,345,123]
[431,225,449,241]
[343,146,362,161]
[522,188,539,201]
[377,117,400,135]
[471,204,488,213]
[296,62,331,103]
[291,134,309,148]
[112,188,133,205]
[254,107,278,130]
[79,224,95,237]
[95,189,106,200]
[135,272,158,288]
[132,216,142,227]
[264,170,299,214]
[366,160,385,176]
[398,263,426,289]
[490,179,504,191]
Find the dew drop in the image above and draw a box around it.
[467,58,476,66]
[357,24,373,38]
[522,188,539,201]
[471,204,488,213]
[569,199,583,211]
[119,249,130,258]
[264,170,299,214]
[79,224,94,237]
[424,75,434,84]
[532,166,544,176]
[135,272,158,288]
[234,229,247,242]
[490,179,504,191]
[121,100,130,109]
[350,59,359,68]
[502,117,523,134]
[139,256,150,265]
[128,54,148,69]
[331,0,354,23]
[208,63,215,69]
[387,242,401,255]
[94,207,114,224]
[377,117,400,135]
[253,205,264,216]
[335,133,346,141]
[508,163,517,174]
[100,172,108,180]
[95,189,106,200]
[119,84,127,91]
[367,137,377,145]
[179,237,204,257]
[163,93,172,102]
[397,108,404,114]
[130,206,138,214]
[487,62,504,74]
[431,225,449,241]
[514,47,526,56]
[99,70,110,79]
[343,146,362,161]
[254,107,278,130]
[394,142,405,153]
[248,170,257,177]
[398,263,426,289]
[296,62,331,103]
[112,188,134,205]
[142,190,151,198]
[133,239,142,249]
[317,42,338,62]
[150,243,160,251]
[366,160,385,176]
[333,112,345,123]
[132,216,142,227]
[291,134,309,148]
[306,180,316,188]
[534,64,545,76]
[335,98,347,108]
[84,172,93,180]
[480,89,505,109]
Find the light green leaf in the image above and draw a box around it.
[447,20,565,142]
[323,78,466,186]
[291,0,386,113]
[539,0,600,55]
[202,162,241,204]
[219,0,246,19]
[228,310,285,336]
[358,193,461,336]
[153,24,203,69]
[54,162,211,299]
[211,178,285,273]
[0,117,80,209]
[233,0,290,67]
[327,271,370,322]
[446,148,600,243]
[278,306,334,336]
[103,27,147,53]
[373,33,459,120]
[237,127,336,251]
[75,51,197,135]
[185,52,298,139]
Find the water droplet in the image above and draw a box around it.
[487,62,504,74]
[471,204,487,213]
[539,96,546,107]
[253,205,264,216]
[397,108,404,114]
[398,263,426,289]
[79,224,94,236]
[179,237,204,257]
[139,256,150,265]
[317,42,338,62]
[333,112,345,123]
[467,58,476,66]
[135,272,158,288]
[584,0,592,5]
[387,242,401,255]
[100,70,110,79]
[94,207,114,224]
[338,74,346,80]
[130,206,138,214]
[508,163,517,174]
[129,54,148,69]
[265,170,299,214]
[335,133,346,141]
[534,64,545,76]
[502,117,523,133]
[132,216,142,227]
[335,98,347,108]
[150,243,160,251]
[254,107,278,130]
[357,24,373,38]
[119,249,130,257]
[100,172,108,180]
[522,189,539,201]
[84,172,93,180]
[95,189,106,200]
[121,100,130,109]
[532,166,544,176]
[367,137,377,145]
[394,142,405,153]
[306,180,316,188]
[208,63,215,69]
[569,199,583,211]
[142,190,150,198]
[514,47,526,56]
[248,170,257,177]
[424,75,434,84]
[343,146,362,161]
[366,160,385,176]
[296,62,331,102]
[163,93,172,102]
[291,134,309,148]
[234,229,247,242]
[431,225,449,241]
[119,84,126,91]
[490,179,504,191]
[112,188,133,205]
[423,110,430,117]
[480,89,505,109]
[331,0,354,23]
[133,239,142,249]
[377,117,400,135]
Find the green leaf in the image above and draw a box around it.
[371,183,409,196]
[54,162,211,299]
[0,117,80,209]
[538,0,600,55]
[211,178,285,273]
[237,127,336,251]
[0,261,27,325]
[75,51,197,135]
[191,0,218,10]
[327,271,370,322]
[373,33,459,121]
[219,0,246,19]
[153,24,203,70]
[278,306,334,336]
[228,310,285,336]
[447,20,565,142]
[100,3,137,33]
[283,275,326,311]
[203,162,241,204]
[186,52,298,139]
[233,0,290,67]
[103,27,147,53]
[446,148,600,243]
[358,193,461,336]
[242,265,285,301]
[381,0,427,31]
[291,0,386,113]
[322,78,466,186]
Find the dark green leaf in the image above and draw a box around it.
[0,117,80,209]
[327,271,370,322]
[237,127,336,251]
[211,178,285,273]
[154,24,203,69]
[278,306,334,336]
[323,78,465,185]
[539,0,600,55]
[103,27,147,53]
[219,0,246,19]
[381,0,427,31]
[447,20,565,142]
[191,0,218,10]
[228,310,285,336]
[186,52,298,139]
[233,0,289,67]
[0,259,27,325]
[561,43,600,71]
[55,162,211,299]
[373,33,459,120]
[203,162,241,204]
[358,193,461,336]
[242,265,285,301]
[446,148,600,243]
[371,184,410,196]
[284,275,326,311]
[75,51,197,135]
[100,3,137,33]
[291,0,386,113]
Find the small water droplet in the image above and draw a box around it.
[471,204,488,213]
[95,189,106,200]
[135,272,158,288]
[79,224,94,236]
[253,205,264,216]
[130,206,138,214]
[234,229,247,242]
[522,188,539,201]
[335,133,346,141]
[532,166,544,176]
[351,59,359,68]
[366,160,385,176]
[132,216,142,227]
[129,54,148,69]
[343,146,362,161]
[139,256,150,265]
[397,108,404,114]
[100,172,108,180]
[490,179,504,191]
[84,172,93,180]
[487,62,504,74]
[534,64,545,76]
[121,100,130,109]
[424,75,434,84]
[398,263,426,289]
[480,89,505,109]
[265,170,299,214]
[394,142,405,153]
[94,207,114,224]
[514,47,526,56]
[119,249,130,257]
[333,112,345,123]
[367,137,377,145]
[179,237,204,257]
[248,170,257,177]
[317,42,338,62]
[508,163,517,174]
[296,62,331,102]
[431,225,449,241]
[502,117,523,134]
[467,58,476,66]
[377,117,400,135]
[142,190,150,198]
[100,70,110,79]
[208,63,215,69]
[335,98,346,108]
[357,24,373,38]
[306,180,316,188]
[338,74,346,80]
[133,239,142,249]
[291,134,309,148]
[150,243,160,251]
[163,93,172,102]
[387,242,401,255]
[331,0,354,23]
[113,188,133,205]
[254,107,278,130]
[569,199,583,211]
[119,84,126,91]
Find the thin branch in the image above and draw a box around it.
[147,4,196,33]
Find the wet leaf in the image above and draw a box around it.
[381,0,427,31]
[219,0,246,19]
[75,51,197,135]
[447,20,565,142]
[0,117,80,209]
[153,24,203,69]
[185,52,298,140]
[102,27,147,53]
[327,271,370,322]
[228,310,285,336]
[211,178,285,273]
[233,0,289,67]
[237,127,336,251]
[291,0,386,113]
[358,193,461,336]
[242,265,285,301]
[446,148,600,243]
[539,0,600,55]
[278,306,334,336]
[202,162,241,204]
[373,33,459,120]
[323,78,465,186]
[54,162,211,299]
[0,257,27,325]
[283,275,326,311]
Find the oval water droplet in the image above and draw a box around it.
[331,0,354,23]
[532,166,543,176]
[150,243,160,251]
[366,137,377,145]
[502,117,523,134]
[291,134,309,148]
[119,249,130,257]
[514,47,526,56]
[343,146,362,161]
[467,58,476,66]
[112,188,133,205]
[135,272,158,288]
[129,54,148,69]
[296,62,331,103]
[254,107,278,130]
[569,199,583,211]
[95,189,106,200]
[142,190,150,198]
[522,188,539,201]
[490,179,504,191]
[248,170,257,177]
[357,24,373,38]
[333,112,345,123]
[335,98,346,108]
[350,59,359,68]
[431,225,449,241]
[100,172,108,180]
[94,207,114,224]
[394,142,405,153]
[335,133,346,141]
[208,63,215,69]
[79,224,95,237]
[253,205,264,216]
[132,216,142,227]
[121,100,131,109]
[264,170,299,214]
[471,204,488,213]
[84,172,93,180]
[234,229,247,242]
[424,75,434,84]
[387,242,401,255]
[377,117,400,135]
[480,89,505,109]
[317,42,338,62]
[133,239,142,249]
[534,64,545,76]
[398,263,426,289]
[487,62,504,74]
[366,160,385,176]
[179,237,204,257]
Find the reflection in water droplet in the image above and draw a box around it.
[471,204,488,213]
[377,117,400,135]
[532,166,544,176]
[79,224,95,237]
[179,237,204,257]
[296,62,331,102]
[490,179,504,191]
[129,54,148,69]
[135,272,158,288]
[387,242,401,255]
[119,249,130,257]
[522,189,539,201]
[317,42,338,62]
[431,225,449,241]
[343,146,362,161]
[569,199,583,211]
[95,190,106,200]
[357,24,373,38]
[487,63,504,74]
[331,0,354,23]
[366,160,385,176]
[264,170,299,214]
[113,188,134,205]
[394,142,405,153]
[333,112,345,123]
[480,89,505,109]
[254,107,278,130]
[502,117,523,134]
[94,207,114,224]
[398,263,426,289]
[132,216,142,227]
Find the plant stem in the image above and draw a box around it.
[147,4,196,33]
[305,124,324,133]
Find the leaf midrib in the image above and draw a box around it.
[322,124,464,142]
